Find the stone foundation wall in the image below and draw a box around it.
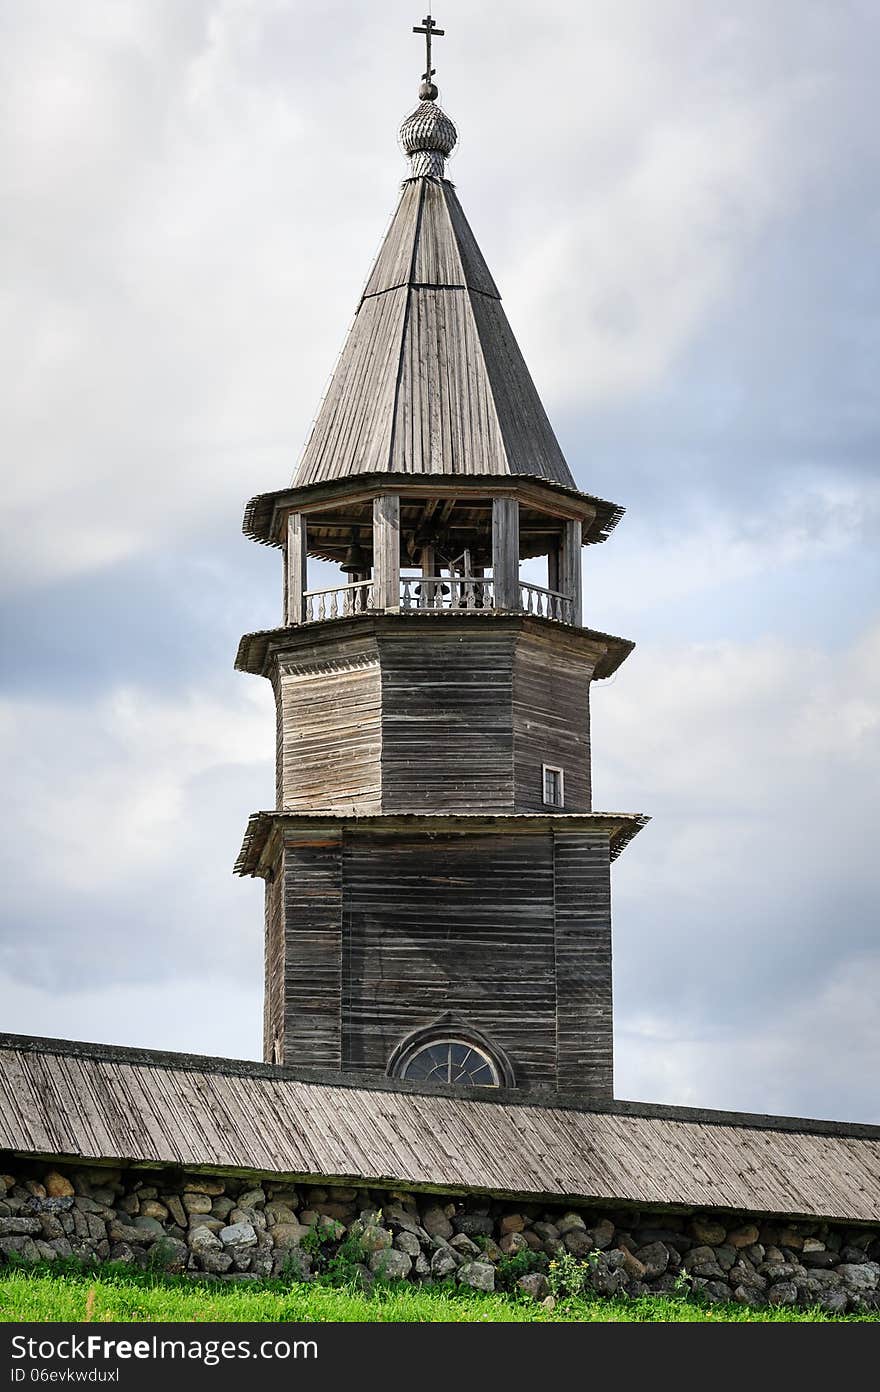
[1,1158,878,1312]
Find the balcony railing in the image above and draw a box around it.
[519,581,573,624]
[297,576,573,625]
[303,579,374,622]
[399,575,495,611]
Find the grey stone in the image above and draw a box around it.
[729,1260,766,1291]
[634,1228,692,1253]
[691,1278,729,1304]
[838,1262,879,1291]
[394,1231,422,1258]
[556,1212,587,1236]
[817,1290,849,1314]
[133,1216,166,1240]
[107,1220,148,1245]
[532,1221,560,1243]
[27,1196,74,1214]
[199,1250,234,1275]
[414,1252,431,1278]
[149,1237,189,1272]
[635,1241,670,1279]
[420,1207,453,1239]
[430,1246,460,1279]
[450,1232,480,1257]
[187,1215,224,1234]
[108,1242,137,1264]
[138,1200,168,1222]
[714,1244,737,1271]
[0,1217,40,1237]
[230,1207,267,1231]
[164,1196,187,1228]
[564,1228,594,1257]
[264,1202,297,1225]
[760,1261,798,1282]
[733,1285,763,1306]
[271,1222,311,1249]
[219,1222,257,1248]
[359,1224,393,1254]
[183,1178,225,1196]
[683,1246,724,1279]
[840,1246,870,1264]
[183,1193,213,1214]
[237,1189,266,1210]
[369,1248,412,1280]
[499,1213,526,1235]
[453,1213,494,1239]
[769,1281,799,1306]
[690,1218,727,1246]
[188,1225,222,1252]
[457,1261,495,1293]
[517,1272,549,1301]
[728,1224,760,1249]
[591,1219,615,1250]
[499,1231,529,1257]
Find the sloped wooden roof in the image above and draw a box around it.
[294,179,577,489]
[2,1035,879,1224]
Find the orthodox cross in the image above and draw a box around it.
[413,12,445,83]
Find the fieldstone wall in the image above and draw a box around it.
[1,1158,879,1312]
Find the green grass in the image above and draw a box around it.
[0,1264,875,1322]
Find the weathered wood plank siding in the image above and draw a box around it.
[276,633,382,814]
[2,1037,879,1223]
[279,834,343,1070]
[554,832,613,1097]
[512,629,592,812]
[262,869,285,1064]
[269,617,610,815]
[378,628,516,812]
[340,830,558,1086]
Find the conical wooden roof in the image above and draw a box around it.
[294,173,576,489]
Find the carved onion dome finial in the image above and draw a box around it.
[404,10,457,178]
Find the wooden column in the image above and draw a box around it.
[492,497,520,610]
[286,512,308,625]
[559,518,583,627]
[373,494,400,611]
[547,543,560,595]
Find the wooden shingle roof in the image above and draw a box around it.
[294,178,577,490]
[2,1035,879,1225]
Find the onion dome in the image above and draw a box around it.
[400,98,458,179]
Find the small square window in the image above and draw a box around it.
[542,764,564,808]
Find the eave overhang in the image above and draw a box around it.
[234,611,635,682]
[234,811,650,879]
[242,472,625,551]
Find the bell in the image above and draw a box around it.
[340,526,366,574]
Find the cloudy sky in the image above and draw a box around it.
[2,0,878,1124]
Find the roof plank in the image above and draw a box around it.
[1,1037,878,1225]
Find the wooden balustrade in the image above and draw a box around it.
[299,576,575,624]
[519,581,573,624]
[303,580,375,622]
[399,575,495,611]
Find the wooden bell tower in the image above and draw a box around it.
[235,27,646,1100]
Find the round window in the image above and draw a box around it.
[398,1038,501,1087]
